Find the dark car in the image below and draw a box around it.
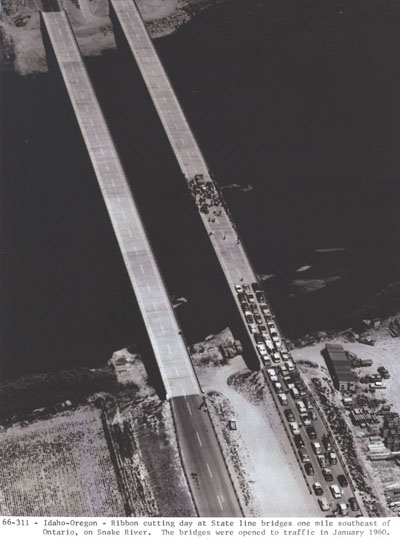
[322,434,333,451]
[349,497,359,511]
[306,426,317,440]
[377,366,390,379]
[256,291,266,303]
[245,313,254,324]
[238,293,247,304]
[322,468,333,482]
[312,482,324,496]
[284,409,295,422]
[338,475,348,488]
[294,435,305,449]
[304,462,315,476]
[255,314,263,325]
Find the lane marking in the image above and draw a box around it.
[196,431,202,447]
[217,495,224,510]
[206,463,213,478]
[140,264,144,274]
[186,401,192,416]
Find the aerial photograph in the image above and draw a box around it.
[1,0,400,520]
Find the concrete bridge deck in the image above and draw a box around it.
[110,0,261,317]
[41,10,201,400]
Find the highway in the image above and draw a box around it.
[110,0,363,516]
[40,8,242,517]
[172,395,242,516]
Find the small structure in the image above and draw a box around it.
[382,413,400,452]
[323,343,357,392]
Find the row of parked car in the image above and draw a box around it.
[267,363,360,517]
[235,282,290,366]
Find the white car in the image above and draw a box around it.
[370,381,386,390]
[296,400,307,414]
[267,368,277,379]
[311,441,323,455]
[330,484,342,499]
[289,422,300,435]
[249,323,258,334]
[278,393,288,405]
[273,382,283,393]
[235,284,244,293]
[285,360,295,372]
[319,498,330,511]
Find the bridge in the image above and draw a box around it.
[39,0,361,518]
[40,8,242,517]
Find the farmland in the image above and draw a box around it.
[0,406,125,516]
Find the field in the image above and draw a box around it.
[0,406,125,516]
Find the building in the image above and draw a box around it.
[323,343,357,392]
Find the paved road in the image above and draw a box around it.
[171,395,242,516]
[263,366,362,517]
[41,9,201,400]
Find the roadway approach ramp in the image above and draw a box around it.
[40,9,242,517]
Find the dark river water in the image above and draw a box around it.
[1,0,400,378]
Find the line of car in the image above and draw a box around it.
[235,283,290,367]
[235,282,360,517]
[266,363,360,516]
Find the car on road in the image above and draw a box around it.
[282,351,290,361]
[298,449,309,463]
[245,313,254,324]
[294,435,305,449]
[330,484,342,499]
[247,294,255,303]
[328,452,338,465]
[278,393,288,405]
[261,305,271,316]
[250,303,259,314]
[267,368,277,379]
[337,503,348,516]
[255,314,263,325]
[235,284,244,293]
[296,401,307,414]
[296,383,307,397]
[306,426,317,440]
[317,455,328,468]
[279,364,288,376]
[289,422,301,435]
[311,441,323,455]
[349,497,359,512]
[318,497,330,511]
[322,435,333,451]
[303,397,313,410]
[300,412,311,426]
[284,409,295,422]
[273,382,283,393]
[249,323,258,334]
[244,285,252,294]
[313,482,324,496]
[256,291,266,303]
[254,333,264,344]
[304,461,314,476]
[238,293,247,304]
[285,360,295,372]
[290,387,300,399]
[337,474,348,488]
[273,352,281,363]
[322,468,333,482]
